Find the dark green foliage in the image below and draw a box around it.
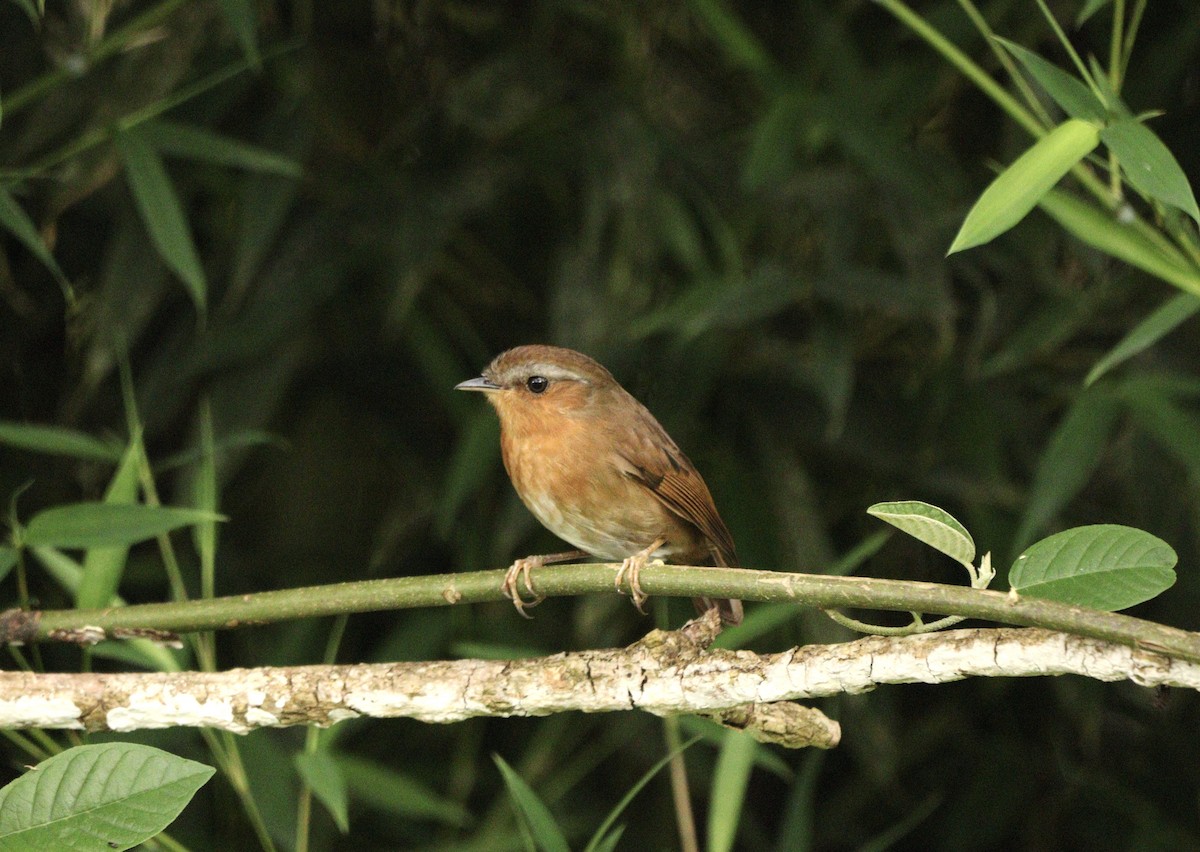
[2,1,1199,849]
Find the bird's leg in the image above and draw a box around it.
[501,549,588,618]
[614,537,666,614]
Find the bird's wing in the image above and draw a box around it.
[619,432,738,567]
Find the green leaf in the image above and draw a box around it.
[0,743,214,851]
[295,750,349,834]
[1087,56,1133,121]
[584,737,700,852]
[29,546,89,595]
[1086,294,1200,386]
[1013,388,1119,552]
[708,730,758,852]
[216,0,261,67]
[1038,189,1200,296]
[492,754,569,852]
[438,408,501,536]
[116,128,208,312]
[192,400,218,600]
[139,119,302,177]
[7,0,41,27]
[867,501,975,565]
[333,755,469,826]
[1102,119,1200,225]
[994,38,1105,123]
[590,825,626,852]
[0,421,123,462]
[688,0,782,86]
[1122,381,1200,479]
[0,186,71,293]
[0,546,17,585]
[950,118,1100,254]
[742,89,810,190]
[1010,525,1176,610]
[76,440,143,609]
[1076,0,1111,26]
[25,503,225,548]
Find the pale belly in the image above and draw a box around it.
[518,483,685,560]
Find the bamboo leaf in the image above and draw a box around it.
[139,119,302,177]
[0,421,123,462]
[1086,294,1200,386]
[708,730,758,852]
[117,128,207,312]
[1076,0,1112,26]
[492,755,569,852]
[295,751,349,834]
[0,185,71,293]
[216,0,261,68]
[1013,388,1119,551]
[949,119,1101,254]
[1102,119,1200,225]
[994,38,1106,122]
[1038,190,1200,296]
[25,503,225,549]
[76,440,144,609]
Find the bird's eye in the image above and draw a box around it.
[526,375,549,394]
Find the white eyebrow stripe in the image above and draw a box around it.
[526,364,587,383]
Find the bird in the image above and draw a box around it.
[455,344,743,625]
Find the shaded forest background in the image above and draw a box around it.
[2,1,1200,849]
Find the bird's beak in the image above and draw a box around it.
[455,376,501,392]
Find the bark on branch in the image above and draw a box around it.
[2,618,1195,748]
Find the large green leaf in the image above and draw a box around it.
[24,503,224,549]
[949,118,1101,254]
[1038,190,1200,296]
[0,743,214,851]
[1009,525,1176,610]
[1102,119,1200,225]
[116,128,208,312]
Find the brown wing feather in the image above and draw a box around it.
[649,466,738,566]
[616,410,737,566]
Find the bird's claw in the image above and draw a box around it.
[502,556,545,618]
[615,552,662,615]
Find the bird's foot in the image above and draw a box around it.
[614,539,666,615]
[502,555,547,618]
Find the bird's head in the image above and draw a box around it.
[455,345,621,431]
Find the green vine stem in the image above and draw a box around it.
[4,562,1199,663]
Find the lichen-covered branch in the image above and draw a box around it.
[2,618,1196,747]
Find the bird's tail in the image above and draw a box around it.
[693,595,744,626]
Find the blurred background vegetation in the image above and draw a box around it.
[2,0,1199,849]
